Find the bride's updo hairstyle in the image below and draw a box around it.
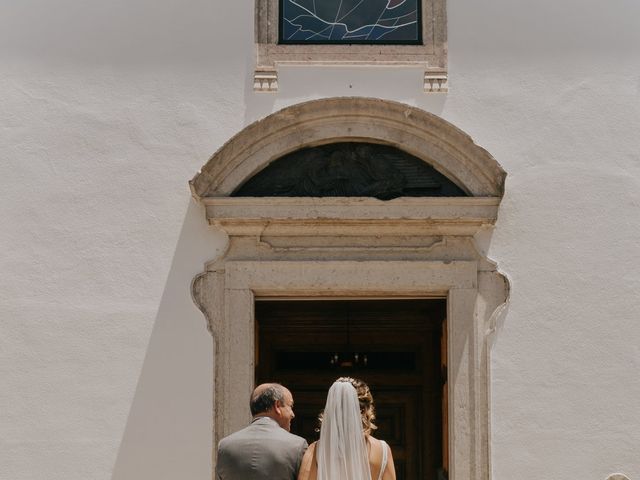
[321,377,378,435]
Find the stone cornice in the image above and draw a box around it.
[202,197,500,236]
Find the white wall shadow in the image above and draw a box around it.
[111,199,226,480]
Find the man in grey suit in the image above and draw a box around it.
[216,383,308,480]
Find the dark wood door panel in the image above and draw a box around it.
[256,299,446,480]
[371,389,420,479]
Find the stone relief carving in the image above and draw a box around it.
[233,142,466,200]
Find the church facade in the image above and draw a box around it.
[2,1,639,479]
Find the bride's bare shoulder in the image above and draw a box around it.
[297,441,317,480]
[367,436,396,480]
[367,435,382,446]
[302,440,317,458]
[367,435,385,453]
[366,436,385,463]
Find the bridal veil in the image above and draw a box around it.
[316,381,372,480]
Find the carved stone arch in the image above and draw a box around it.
[190,97,505,199]
[191,98,509,480]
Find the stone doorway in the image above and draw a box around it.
[190,98,509,479]
[255,298,447,480]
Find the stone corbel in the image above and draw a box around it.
[254,70,278,92]
[424,72,448,93]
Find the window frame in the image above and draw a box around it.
[277,0,424,45]
[254,0,447,92]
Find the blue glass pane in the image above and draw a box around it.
[280,0,421,44]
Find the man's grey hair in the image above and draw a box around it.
[250,383,286,416]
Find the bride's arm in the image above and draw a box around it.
[382,443,397,480]
[297,442,317,480]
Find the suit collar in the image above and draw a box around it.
[251,415,280,428]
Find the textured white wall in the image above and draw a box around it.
[1,0,639,479]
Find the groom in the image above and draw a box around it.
[216,383,308,480]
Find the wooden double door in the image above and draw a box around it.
[255,299,448,480]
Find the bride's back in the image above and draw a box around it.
[367,436,393,480]
[296,378,397,480]
[297,436,395,480]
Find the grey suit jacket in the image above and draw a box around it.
[216,416,308,480]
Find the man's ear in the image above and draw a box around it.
[273,400,283,415]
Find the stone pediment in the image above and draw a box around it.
[190,98,505,201]
[190,98,506,239]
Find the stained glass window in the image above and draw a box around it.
[280,0,421,44]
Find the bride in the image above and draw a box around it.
[297,377,396,480]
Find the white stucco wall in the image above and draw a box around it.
[1,1,639,479]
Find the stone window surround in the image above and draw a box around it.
[254,0,448,92]
[190,98,508,479]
